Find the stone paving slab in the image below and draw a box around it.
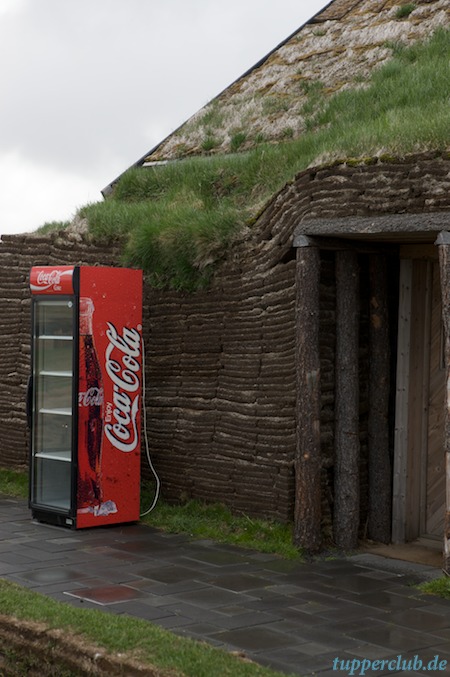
[0,496,449,676]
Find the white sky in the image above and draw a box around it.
[0,0,328,235]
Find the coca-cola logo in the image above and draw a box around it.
[104,322,141,453]
[30,267,73,293]
[79,387,104,407]
[37,270,61,286]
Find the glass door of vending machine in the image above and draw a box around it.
[30,297,76,518]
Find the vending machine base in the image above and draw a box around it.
[31,508,76,529]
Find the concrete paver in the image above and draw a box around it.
[0,496,449,676]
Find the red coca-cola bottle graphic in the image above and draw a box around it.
[77,298,109,515]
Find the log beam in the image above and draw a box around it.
[368,254,392,543]
[334,250,360,550]
[294,242,322,551]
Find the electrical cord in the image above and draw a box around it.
[139,334,161,517]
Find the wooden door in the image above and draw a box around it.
[393,253,446,542]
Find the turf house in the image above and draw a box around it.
[1,0,450,568]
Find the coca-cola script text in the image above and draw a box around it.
[78,387,104,406]
[104,323,141,453]
[37,270,61,286]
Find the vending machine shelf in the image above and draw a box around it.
[39,408,72,416]
[35,450,71,462]
[39,370,72,378]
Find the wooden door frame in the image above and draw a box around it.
[293,236,448,562]
[436,232,450,573]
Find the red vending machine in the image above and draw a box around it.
[29,265,143,529]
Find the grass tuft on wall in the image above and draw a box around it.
[77,29,450,290]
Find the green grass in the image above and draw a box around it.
[395,3,417,20]
[230,130,248,152]
[36,220,71,234]
[76,29,450,290]
[141,488,303,560]
[418,577,450,599]
[0,467,28,497]
[0,580,290,677]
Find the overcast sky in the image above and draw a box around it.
[0,0,328,235]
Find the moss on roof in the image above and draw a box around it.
[142,0,448,164]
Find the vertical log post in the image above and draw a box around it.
[294,238,322,552]
[392,258,413,544]
[436,231,450,574]
[368,254,392,543]
[334,250,360,550]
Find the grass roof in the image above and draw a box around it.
[75,28,450,290]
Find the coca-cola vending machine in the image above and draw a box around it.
[28,265,143,529]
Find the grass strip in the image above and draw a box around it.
[140,490,303,560]
[418,577,450,600]
[0,580,290,677]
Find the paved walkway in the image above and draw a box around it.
[1,496,449,676]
